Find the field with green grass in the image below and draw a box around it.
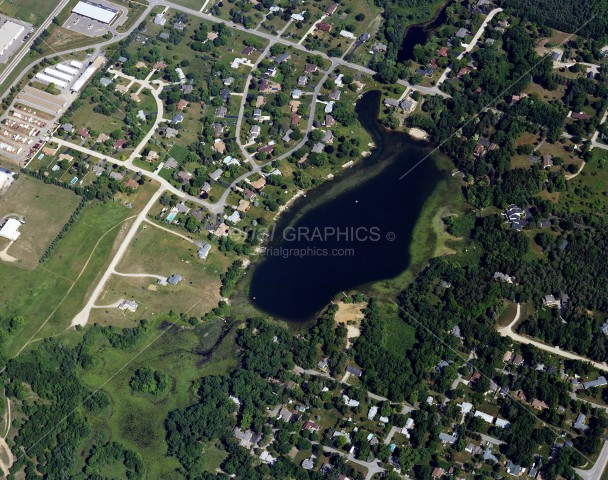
[0,175,81,268]
[0,0,62,26]
[96,221,231,319]
[0,182,157,356]
[80,317,238,478]
[558,148,608,213]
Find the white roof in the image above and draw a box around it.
[35,72,68,89]
[55,64,80,76]
[44,67,73,82]
[70,60,84,69]
[459,402,473,414]
[72,1,118,24]
[495,417,510,428]
[367,406,378,420]
[474,411,494,423]
[0,218,21,241]
[0,21,24,54]
[71,64,97,92]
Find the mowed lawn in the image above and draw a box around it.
[97,223,230,319]
[0,176,81,268]
[80,318,237,478]
[0,0,62,26]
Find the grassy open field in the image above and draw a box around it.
[0,0,62,26]
[80,317,238,478]
[559,148,608,213]
[0,181,157,356]
[96,222,230,319]
[0,175,81,268]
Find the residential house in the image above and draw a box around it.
[176,99,188,111]
[215,106,227,118]
[542,295,561,308]
[276,53,290,63]
[322,130,334,144]
[109,172,124,181]
[384,98,400,108]
[172,114,184,124]
[438,432,457,444]
[571,111,592,120]
[242,45,255,55]
[177,171,192,183]
[165,127,178,139]
[198,243,212,259]
[297,75,308,87]
[455,27,468,39]
[316,22,333,33]
[249,125,261,142]
[346,366,363,377]
[164,157,178,169]
[292,89,303,99]
[400,99,415,112]
[167,273,182,286]
[438,46,449,57]
[278,407,293,422]
[325,114,335,127]
[100,77,112,87]
[326,3,338,15]
[583,376,607,389]
[209,168,223,182]
[119,300,138,312]
[302,420,321,432]
[542,154,553,168]
[304,63,318,74]
[329,89,341,101]
[494,271,515,283]
[250,177,266,190]
[432,467,444,478]
[574,413,589,431]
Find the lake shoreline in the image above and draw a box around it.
[247,90,454,321]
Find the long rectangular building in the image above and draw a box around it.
[35,72,68,89]
[44,67,73,83]
[55,64,80,76]
[0,21,24,56]
[72,1,118,24]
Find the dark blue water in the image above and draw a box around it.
[397,0,453,62]
[249,90,445,320]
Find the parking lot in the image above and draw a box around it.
[62,0,128,38]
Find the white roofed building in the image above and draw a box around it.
[72,1,118,24]
[0,218,22,241]
[0,21,24,56]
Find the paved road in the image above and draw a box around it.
[70,187,164,327]
[437,7,503,86]
[498,303,608,372]
[322,446,385,480]
[576,440,608,480]
[50,137,225,213]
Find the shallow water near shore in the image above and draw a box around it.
[249,90,447,321]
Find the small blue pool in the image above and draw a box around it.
[70,177,78,185]
[38,154,44,160]
[166,212,176,221]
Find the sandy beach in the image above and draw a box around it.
[408,127,429,140]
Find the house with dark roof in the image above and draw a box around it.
[316,22,333,33]
[326,3,338,15]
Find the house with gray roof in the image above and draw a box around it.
[438,432,458,444]
[167,273,183,286]
[583,376,607,389]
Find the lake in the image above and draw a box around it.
[397,0,453,62]
[249,90,446,321]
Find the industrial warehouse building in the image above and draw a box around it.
[72,1,119,24]
[0,21,24,56]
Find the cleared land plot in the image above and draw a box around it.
[559,149,608,213]
[0,0,62,26]
[98,223,229,318]
[80,317,236,479]
[0,176,81,268]
[0,183,157,356]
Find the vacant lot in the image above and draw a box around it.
[80,317,237,479]
[0,0,62,26]
[0,176,81,268]
[98,223,230,318]
[0,183,157,356]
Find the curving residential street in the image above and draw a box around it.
[498,303,608,372]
